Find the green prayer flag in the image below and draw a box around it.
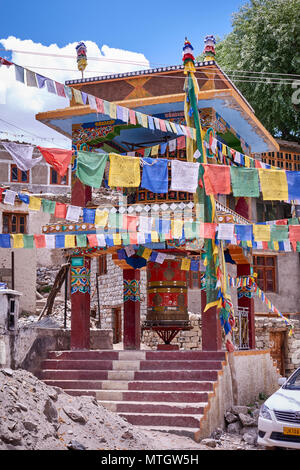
[121,233,130,245]
[23,235,34,249]
[76,234,87,247]
[76,151,108,188]
[108,212,123,229]
[136,246,145,256]
[230,167,260,197]
[288,217,300,225]
[297,242,300,252]
[42,199,56,214]
[270,225,289,241]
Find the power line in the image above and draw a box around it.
[0,118,70,147]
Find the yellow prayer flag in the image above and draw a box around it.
[253,224,271,241]
[181,258,191,271]
[244,156,250,168]
[258,169,288,201]
[170,122,178,134]
[141,247,152,260]
[151,145,159,156]
[29,196,41,211]
[109,102,117,119]
[247,240,252,247]
[73,88,83,105]
[65,235,75,248]
[95,209,109,227]
[12,234,24,248]
[171,219,183,239]
[113,233,122,245]
[151,231,159,242]
[141,113,148,128]
[273,241,279,251]
[108,154,140,187]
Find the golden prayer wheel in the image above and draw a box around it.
[146,258,189,326]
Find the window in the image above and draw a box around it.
[253,255,277,292]
[2,212,27,234]
[98,255,107,275]
[187,270,202,289]
[50,168,68,185]
[10,164,29,183]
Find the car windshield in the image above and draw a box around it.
[283,368,300,390]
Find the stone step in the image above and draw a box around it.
[39,369,110,380]
[41,359,114,370]
[127,380,214,392]
[118,412,202,428]
[140,360,222,370]
[100,401,207,415]
[47,350,119,360]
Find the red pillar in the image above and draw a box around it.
[70,257,91,350]
[70,170,92,350]
[237,263,255,349]
[201,289,222,351]
[123,269,140,350]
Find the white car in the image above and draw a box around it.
[258,366,300,449]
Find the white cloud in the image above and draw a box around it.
[0,37,150,147]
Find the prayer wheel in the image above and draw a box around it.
[146,258,189,325]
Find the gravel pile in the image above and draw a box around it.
[0,368,157,451]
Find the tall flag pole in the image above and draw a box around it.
[182,37,235,351]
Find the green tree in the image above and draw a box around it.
[204,0,300,142]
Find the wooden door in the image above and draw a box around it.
[112,308,122,344]
[269,330,286,375]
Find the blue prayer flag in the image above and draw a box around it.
[190,260,199,271]
[18,193,30,204]
[235,225,253,241]
[0,234,11,248]
[141,158,168,193]
[55,234,65,248]
[286,171,300,200]
[83,208,95,224]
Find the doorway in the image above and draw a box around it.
[269,329,286,376]
[112,307,122,344]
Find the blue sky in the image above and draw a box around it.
[0,0,246,146]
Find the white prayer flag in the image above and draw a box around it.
[88,94,97,110]
[137,232,145,245]
[125,246,135,257]
[283,240,292,252]
[217,223,235,240]
[45,234,55,249]
[156,252,167,264]
[170,160,199,193]
[2,142,42,171]
[4,190,17,205]
[96,233,106,247]
[66,205,82,222]
[139,216,152,233]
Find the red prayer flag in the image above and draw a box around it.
[276,219,288,225]
[129,109,136,125]
[87,234,98,247]
[289,225,300,242]
[96,98,104,113]
[177,136,186,150]
[123,215,138,232]
[203,164,231,195]
[199,223,217,239]
[129,233,138,244]
[262,241,269,250]
[34,234,46,248]
[37,147,73,177]
[54,202,67,219]
[55,82,66,97]
[159,119,167,132]
[255,160,262,169]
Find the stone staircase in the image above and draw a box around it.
[38,349,226,438]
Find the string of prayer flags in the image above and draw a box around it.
[37,147,73,177]
[258,169,289,201]
[170,160,200,193]
[230,167,260,197]
[203,164,231,195]
[108,154,140,187]
[141,158,168,193]
[76,151,108,188]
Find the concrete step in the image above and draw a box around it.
[41,359,114,370]
[134,370,218,381]
[140,360,222,370]
[100,401,207,415]
[145,351,226,361]
[47,350,119,360]
[138,425,199,439]
[127,380,214,392]
[39,369,110,380]
[95,390,208,403]
[118,412,202,428]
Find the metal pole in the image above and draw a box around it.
[96,273,101,328]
